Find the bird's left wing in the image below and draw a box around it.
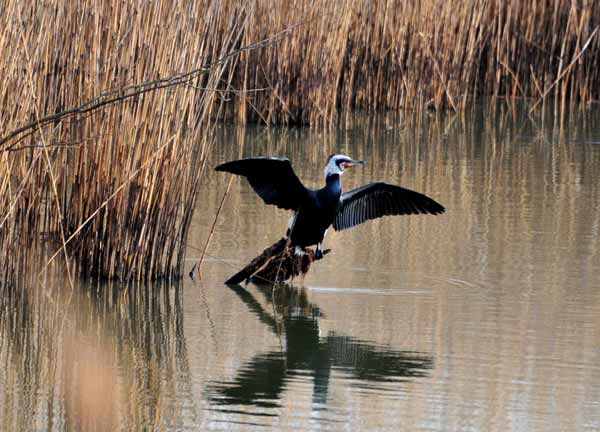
[333,182,445,231]
[215,157,309,210]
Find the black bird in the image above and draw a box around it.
[215,154,445,258]
[206,283,433,407]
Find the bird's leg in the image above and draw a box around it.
[315,243,323,260]
[315,229,328,260]
[286,212,297,239]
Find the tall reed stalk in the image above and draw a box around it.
[0,0,254,284]
[226,0,599,125]
[1,0,599,286]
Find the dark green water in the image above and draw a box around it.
[2,107,600,431]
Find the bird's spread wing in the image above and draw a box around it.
[215,157,309,210]
[333,182,445,231]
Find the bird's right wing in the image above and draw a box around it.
[333,182,445,231]
[215,157,310,210]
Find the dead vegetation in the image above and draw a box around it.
[0,0,599,287]
[0,0,257,285]
[227,0,600,124]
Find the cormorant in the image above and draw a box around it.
[215,154,445,258]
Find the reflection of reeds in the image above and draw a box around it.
[197,103,600,291]
[0,278,193,431]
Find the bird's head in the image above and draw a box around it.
[324,154,365,178]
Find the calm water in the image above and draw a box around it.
[2,106,600,431]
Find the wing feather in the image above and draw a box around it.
[215,157,309,210]
[333,182,445,231]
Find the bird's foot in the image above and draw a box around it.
[314,248,331,260]
[294,246,307,256]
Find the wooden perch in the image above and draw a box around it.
[225,238,330,285]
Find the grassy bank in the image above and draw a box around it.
[1,0,598,285]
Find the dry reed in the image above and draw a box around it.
[1,0,599,286]
[0,0,258,285]
[226,0,600,125]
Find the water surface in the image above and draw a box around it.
[2,106,600,431]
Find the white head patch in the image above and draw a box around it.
[324,154,353,178]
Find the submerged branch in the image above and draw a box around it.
[224,238,330,285]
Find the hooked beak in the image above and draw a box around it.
[343,159,366,168]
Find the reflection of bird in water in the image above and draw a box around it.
[216,154,445,260]
[205,283,433,409]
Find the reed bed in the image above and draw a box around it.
[227,0,600,125]
[0,0,254,284]
[1,0,599,286]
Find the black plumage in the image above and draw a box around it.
[333,182,445,231]
[215,155,445,257]
[215,158,308,210]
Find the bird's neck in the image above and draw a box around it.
[325,174,341,194]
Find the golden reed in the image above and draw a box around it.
[1,0,598,285]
